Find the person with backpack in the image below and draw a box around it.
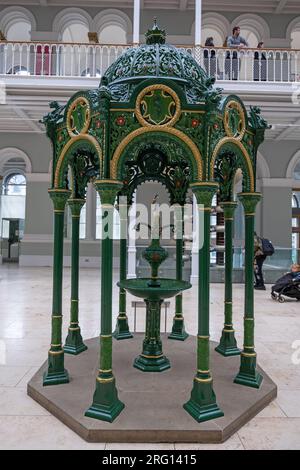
[254,233,275,290]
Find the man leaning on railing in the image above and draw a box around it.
[226,26,249,80]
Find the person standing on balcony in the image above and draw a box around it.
[254,42,267,81]
[227,26,249,80]
[204,37,217,78]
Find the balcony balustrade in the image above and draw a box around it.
[0,41,299,83]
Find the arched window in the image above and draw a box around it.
[0,7,36,42]
[293,160,300,180]
[3,173,26,195]
[6,20,31,41]
[202,28,223,48]
[0,172,27,258]
[99,25,127,45]
[239,29,259,48]
[93,10,131,45]
[62,23,89,43]
[231,14,270,48]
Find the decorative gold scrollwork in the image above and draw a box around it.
[135,84,181,128]
[223,100,246,141]
[66,96,91,138]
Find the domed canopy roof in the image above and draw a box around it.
[102,20,212,104]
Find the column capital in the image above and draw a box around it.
[68,198,86,217]
[48,189,71,211]
[238,192,262,215]
[190,182,219,207]
[94,180,123,205]
[220,201,238,219]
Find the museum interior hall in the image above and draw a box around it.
[0,0,300,451]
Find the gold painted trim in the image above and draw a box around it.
[97,376,115,384]
[224,329,234,333]
[51,343,62,347]
[241,352,257,357]
[182,109,205,114]
[223,100,246,141]
[69,327,80,331]
[210,137,255,192]
[194,377,212,383]
[191,182,219,188]
[94,179,123,185]
[135,84,181,128]
[100,334,112,338]
[49,350,63,356]
[52,315,63,319]
[198,369,210,374]
[54,134,102,188]
[140,354,163,359]
[54,210,64,214]
[110,108,135,112]
[197,335,210,339]
[111,126,203,180]
[66,96,91,138]
[99,369,112,374]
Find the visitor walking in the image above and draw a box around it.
[254,233,267,290]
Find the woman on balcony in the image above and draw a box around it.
[254,42,267,81]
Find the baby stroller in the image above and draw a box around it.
[271,272,300,303]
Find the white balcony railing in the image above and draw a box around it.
[0,41,300,83]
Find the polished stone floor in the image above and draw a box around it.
[0,265,299,450]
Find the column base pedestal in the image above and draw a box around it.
[234,371,263,389]
[134,354,170,372]
[215,331,240,357]
[234,354,263,389]
[183,379,224,423]
[64,329,87,355]
[43,368,69,387]
[113,317,133,341]
[85,379,124,423]
[168,317,189,341]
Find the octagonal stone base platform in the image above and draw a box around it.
[27,335,277,443]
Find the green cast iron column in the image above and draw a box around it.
[184,183,224,422]
[234,192,263,389]
[43,189,70,386]
[64,199,87,355]
[169,204,189,341]
[215,201,240,356]
[113,201,133,340]
[85,180,125,422]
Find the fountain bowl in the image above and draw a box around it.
[118,278,191,300]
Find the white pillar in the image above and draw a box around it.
[195,0,202,46]
[128,201,137,278]
[191,194,199,285]
[86,182,96,240]
[133,0,141,45]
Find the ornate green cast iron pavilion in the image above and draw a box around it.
[42,21,269,424]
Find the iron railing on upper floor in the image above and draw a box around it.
[0,41,300,83]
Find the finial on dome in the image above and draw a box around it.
[145,18,166,45]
